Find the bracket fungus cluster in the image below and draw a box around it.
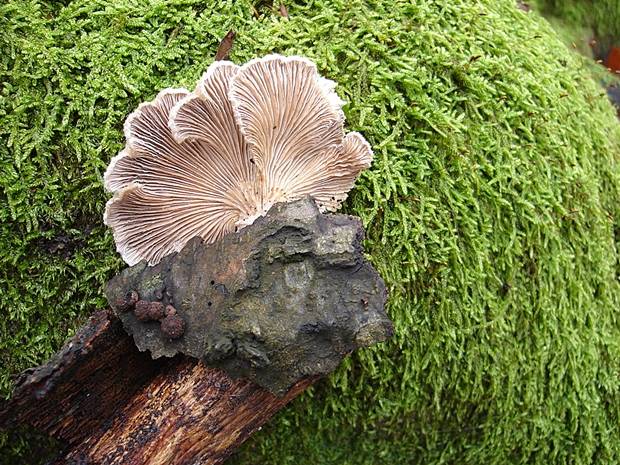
[104,54,373,266]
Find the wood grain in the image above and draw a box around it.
[1,310,315,465]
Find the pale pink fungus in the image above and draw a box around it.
[104,55,373,266]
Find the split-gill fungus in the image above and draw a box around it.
[1,54,391,465]
[103,54,373,267]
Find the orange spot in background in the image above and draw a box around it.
[605,47,620,73]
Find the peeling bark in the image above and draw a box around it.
[107,198,392,394]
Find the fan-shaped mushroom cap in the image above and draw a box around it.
[104,55,373,266]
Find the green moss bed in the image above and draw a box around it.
[1,0,619,463]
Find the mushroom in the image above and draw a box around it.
[104,55,373,266]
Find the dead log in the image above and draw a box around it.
[0,309,165,442]
[1,310,313,464]
[1,199,391,464]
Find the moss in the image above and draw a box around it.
[1,0,619,464]
[529,0,620,91]
[533,0,620,53]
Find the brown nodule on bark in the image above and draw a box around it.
[161,313,185,339]
[115,290,139,312]
[134,300,152,321]
[147,301,166,320]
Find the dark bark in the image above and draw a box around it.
[107,198,392,395]
[0,310,165,443]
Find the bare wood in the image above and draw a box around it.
[58,361,314,465]
[1,310,315,465]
